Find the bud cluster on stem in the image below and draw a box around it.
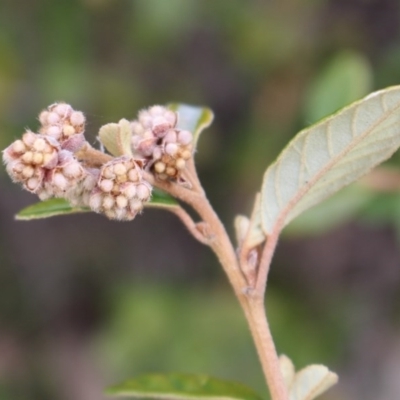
[3,102,289,400]
[3,103,195,221]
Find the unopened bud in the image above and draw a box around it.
[165,143,178,156]
[178,130,193,145]
[12,140,26,154]
[47,112,60,125]
[175,158,186,170]
[70,111,85,126]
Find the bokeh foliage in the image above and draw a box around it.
[1,1,400,400]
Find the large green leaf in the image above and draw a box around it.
[16,191,178,220]
[261,85,400,236]
[106,373,264,400]
[168,104,214,147]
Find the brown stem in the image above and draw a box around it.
[153,176,288,400]
[255,231,280,296]
[169,206,210,245]
[75,142,113,167]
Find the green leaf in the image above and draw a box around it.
[168,104,214,147]
[304,50,373,124]
[99,119,133,157]
[15,198,88,220]
[105,373,264,400]
[261,85,400,236]
[16,190,178,220]
[148,189,179,208]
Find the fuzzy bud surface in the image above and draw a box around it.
[131,105,193,180]
[89,157,152,221]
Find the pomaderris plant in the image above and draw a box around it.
[5,86,400,400]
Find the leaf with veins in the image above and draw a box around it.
[261,86,400,235]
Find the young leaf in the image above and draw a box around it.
[99,119,133,157]
[290,365,338,400]
[16,191,178,220]
[105,373,264,400]
[279,355,295,390]
[168,104,214,147]
[242,193,266,249]
[15,198,88,220]
[261,85,400,236]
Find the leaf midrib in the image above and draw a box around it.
[267,91,400,235]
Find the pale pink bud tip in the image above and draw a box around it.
[178,130,193,145]
[47,112,60,125]
[136,183,151,200]
[63,162,81,178]
[33,138,47,152]
[22,132,36,146]
[121,183,135,198]
[70,111,85,126]
[100,179,113,193]
[176,158,186,170]
[165,143,178,156]
[102,195,115,210]
[53,173,68,191]
[113,163,127,176]
[39,111,50,125]
[63,125,75,137]
[164,130,177,143]
[116,195,128,209]
[54,103,72,117]
[26,177,40,191]
[12,140,26,154]
[89,193,102,210]
[149,105,165,115]
[47,126,62,139]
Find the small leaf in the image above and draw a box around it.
[304,50,372,124]
[290,365,338,400]
[105,373,264,400]
[99,119,133,157]
[169,103,214,147]
[147,189,179,208]
[261,85,400,236]
[234,215,250,245]
[279,355,295,390]
[15,198,88,220]
[242,193,266,249]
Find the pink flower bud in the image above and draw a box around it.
[165,143,178,156]
[70,111,85,126]
[47,112,60,125]
[178,130,193,145]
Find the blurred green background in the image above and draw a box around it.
[1,1,400,399]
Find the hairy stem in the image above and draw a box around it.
[154,178,288,400]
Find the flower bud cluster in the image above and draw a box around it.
[2,103,177,222]
[131,105,193,180]
[3,103,91,201]
[39,103,86,151]
[3,131,60,199]
[89,157,151,221]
